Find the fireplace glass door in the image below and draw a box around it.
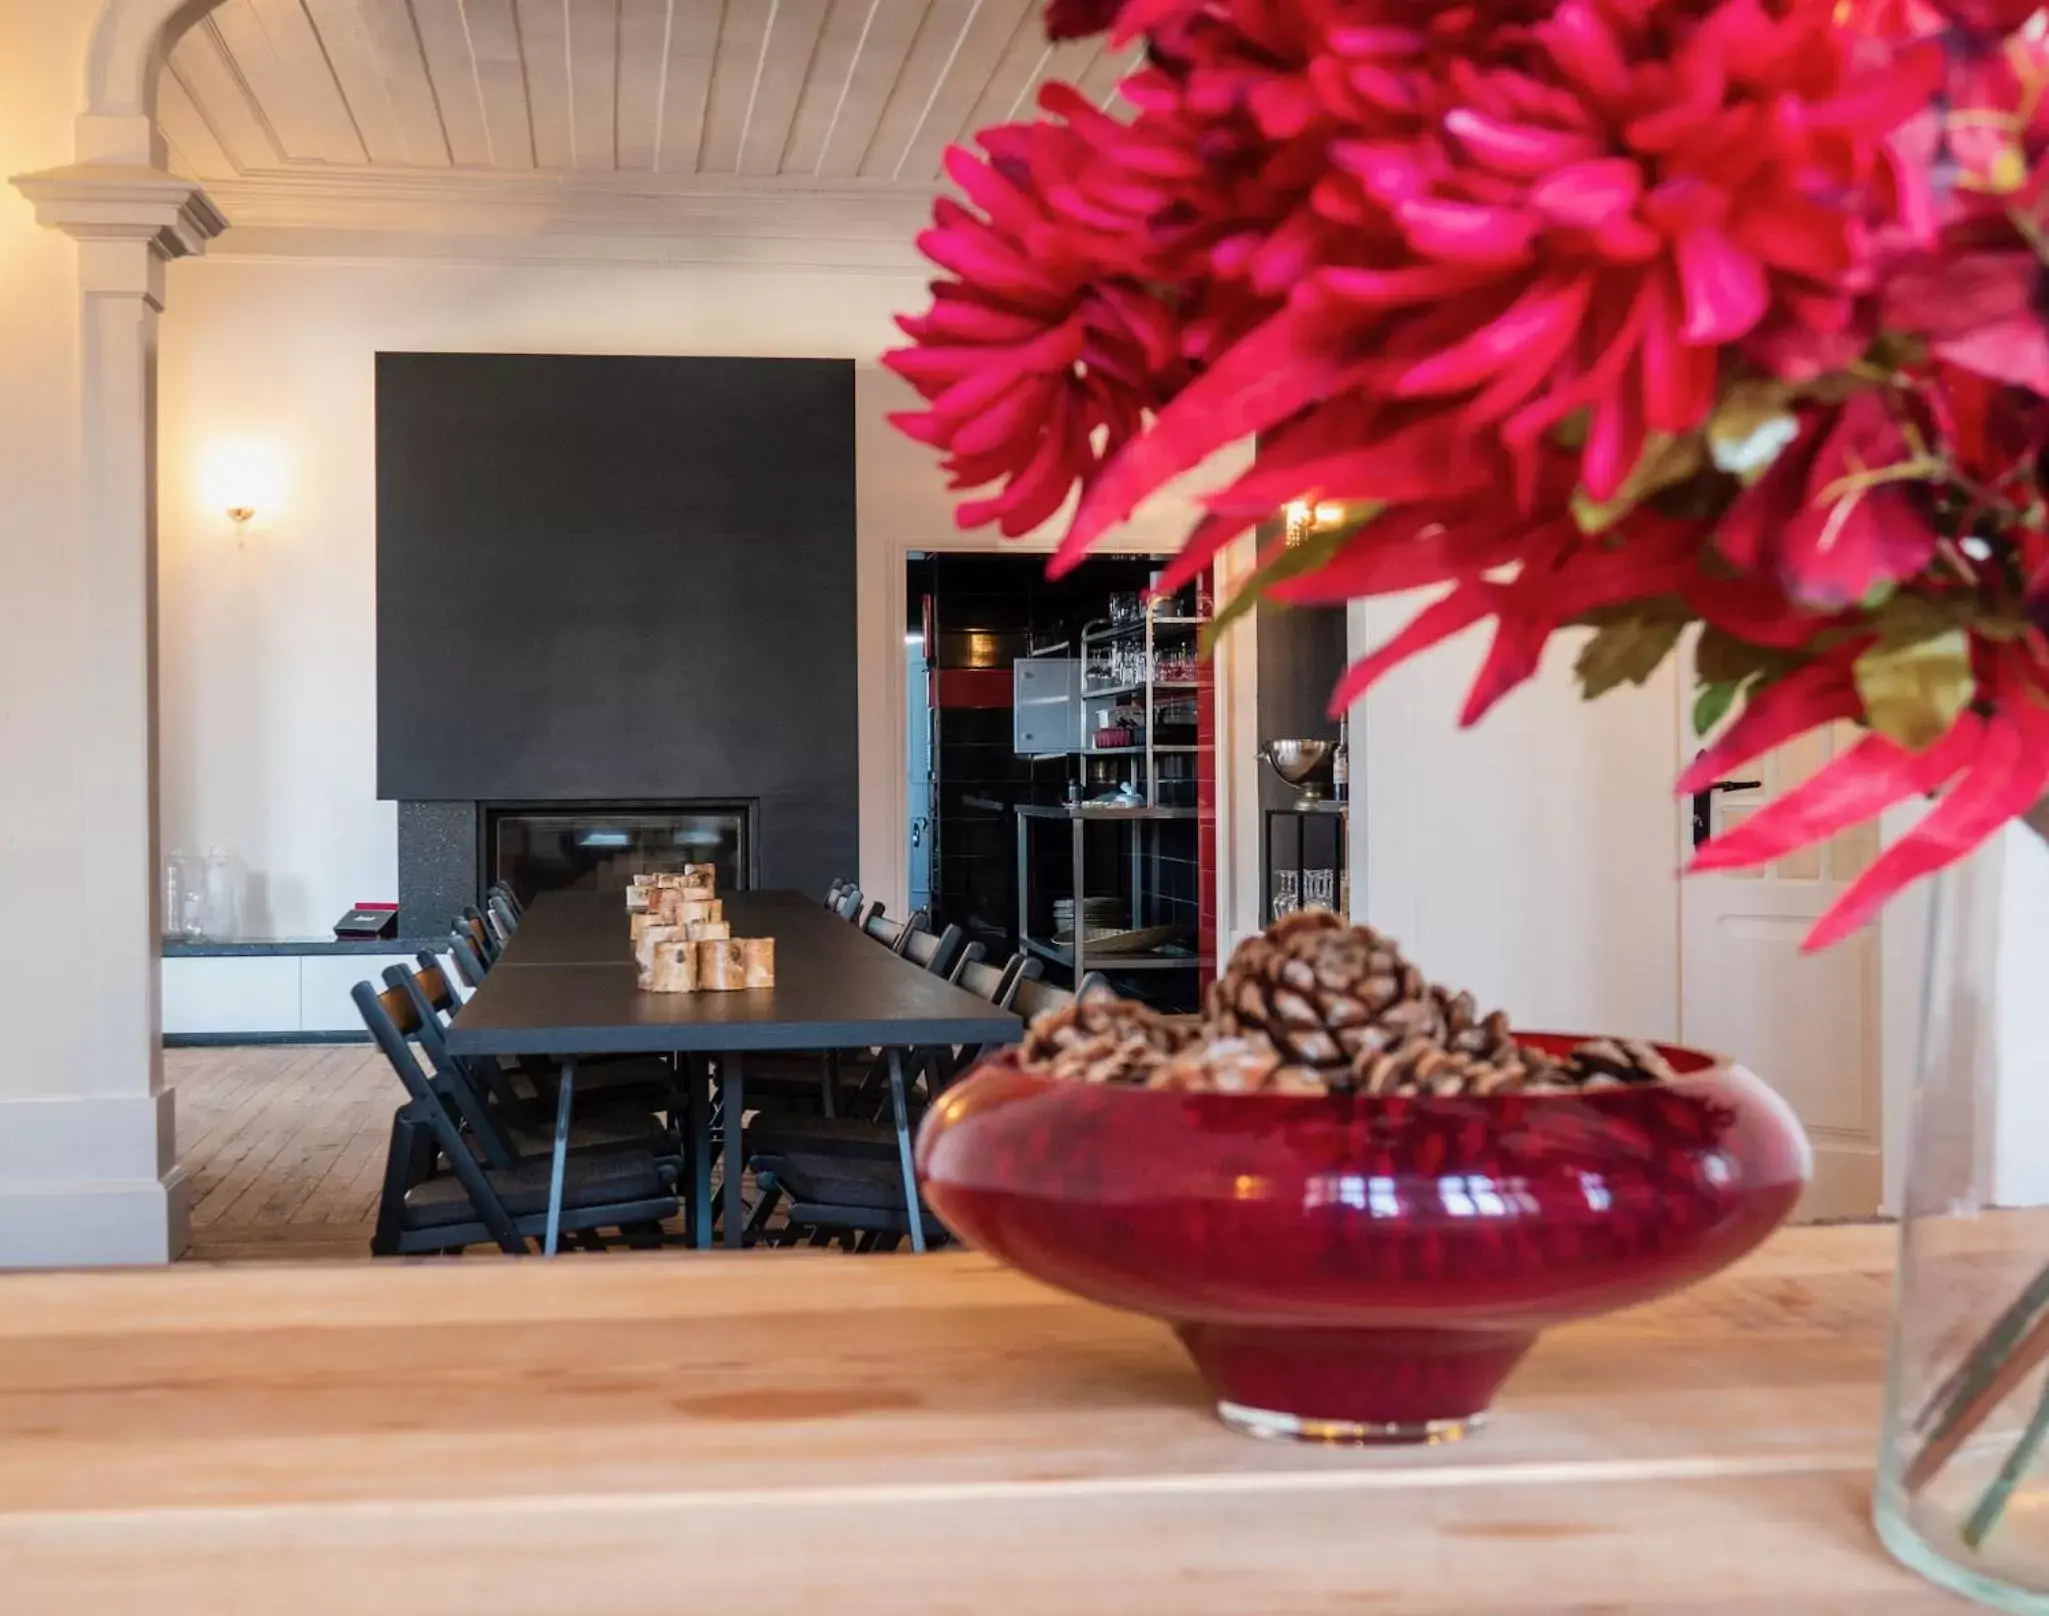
[486,803,753,904]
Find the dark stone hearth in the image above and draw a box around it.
[397,801,478,938]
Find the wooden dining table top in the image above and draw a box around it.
[0,1221,1981,1613]
[447,890,1021,1055]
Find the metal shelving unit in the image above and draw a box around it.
[1015,804,1212,983]
[1074,613,1205,806]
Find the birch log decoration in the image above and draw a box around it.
[647,941,700,994]
[697,940,748,992]
[743,937,775,989]
[635,924,681,990]
[686,920,732,941]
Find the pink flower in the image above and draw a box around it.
[1714,394,1941,609]
[1048,0,1943,568]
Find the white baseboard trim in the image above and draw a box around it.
[0,1089,188,1266]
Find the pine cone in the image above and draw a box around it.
[1433,986,1518,1062]
[1149,1036,1329,1096]
[1020,988,1195,1085]
[1558,1037,1677,1089]
[1210,912,1443,1068]
[1349,1035,1522,1097]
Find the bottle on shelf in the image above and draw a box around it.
[1333,718,1350,806]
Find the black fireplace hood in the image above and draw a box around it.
[375,352,859,923]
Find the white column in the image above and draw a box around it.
[2,163,223,1265]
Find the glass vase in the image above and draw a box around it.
[1877,812,2049,1609]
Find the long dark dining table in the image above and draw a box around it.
[444,890,1022,1254]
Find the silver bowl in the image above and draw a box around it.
[1260,739,1333,802]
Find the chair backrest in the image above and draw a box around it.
[1009,972,1085,1025]
[825,879,846,908]
[862,908,916,954]
[955,956,1010,1005]
[460,907,499,964]
[901,922,967,980]
[956,951,1037,1007]
[352,980,523,1251]
[832,885,865,922]
[857,899,887,931]
[447,932,489,990]
[486,892,518,944]
[383,964,518,1168]
[486,882,524,922]
[411,951,461,1015]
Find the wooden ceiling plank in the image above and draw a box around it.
[734,0,831,176]
[207,0,358,164]
[948,12,1052,169]
[351,0,456,165]
[814,0,932,179]
[653,0,723,174]
[512,0,574,169]
[1073,35,1140,110]
[463,0,537,169]
[298,0,411,164]
[566,0,620,171]
[164,24,285,171]
[615,0,669,170]
[777,0,878,176]
[871,0,1033,181]
[410,0,495,164]
[156,64,240,181]
[696,0,769,172]
[246,0,372,162]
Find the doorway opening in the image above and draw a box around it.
[905,552,1216,1012]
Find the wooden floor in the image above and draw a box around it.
[172,1044,405,1263]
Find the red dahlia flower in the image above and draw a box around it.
[1713,392,1941,608]
[1049,0,1944,571]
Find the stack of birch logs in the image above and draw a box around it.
[626,868,775,993]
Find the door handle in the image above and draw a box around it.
[1691,779,1762,849]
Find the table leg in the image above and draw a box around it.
[689,1054,712,1250]
[724,1052,746,1250]
[544,1058,575,1257]
[888,1049,927,1254]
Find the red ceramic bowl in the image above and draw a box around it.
[917,1035,1810,1444]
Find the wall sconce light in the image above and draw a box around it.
[1283,499,1347,548]
[201,441,285,543]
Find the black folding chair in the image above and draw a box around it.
[389,960,679,1170]
[460,906,501,965]
[354,979,678,1256]
[486,881,524,922]
[749,950,1037,1254]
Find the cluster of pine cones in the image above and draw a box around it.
[1019,911,1679,1098]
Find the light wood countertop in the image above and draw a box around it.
[0,1225,1975,1613]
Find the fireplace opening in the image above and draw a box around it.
[482,802,756,905]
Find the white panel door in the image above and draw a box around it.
[1680,724,1884,1219]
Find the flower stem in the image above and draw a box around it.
[1963,1370,2049,1548]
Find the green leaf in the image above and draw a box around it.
[1576,614,1686,700]
[1693,679,1741,737]
[1853,629,1974,749]
[1695,626,1801,688]
[1197,510,1378,657]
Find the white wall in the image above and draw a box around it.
[1349,597,1683,1042]
[158,255,954,935]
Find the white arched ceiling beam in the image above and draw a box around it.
[82,0,219,162]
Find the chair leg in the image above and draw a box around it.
[372,1107,428,1258]
[887,1050,928,1254]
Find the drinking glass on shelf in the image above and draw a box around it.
[1271,870,1300,923]
[1305,869,1336,912]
